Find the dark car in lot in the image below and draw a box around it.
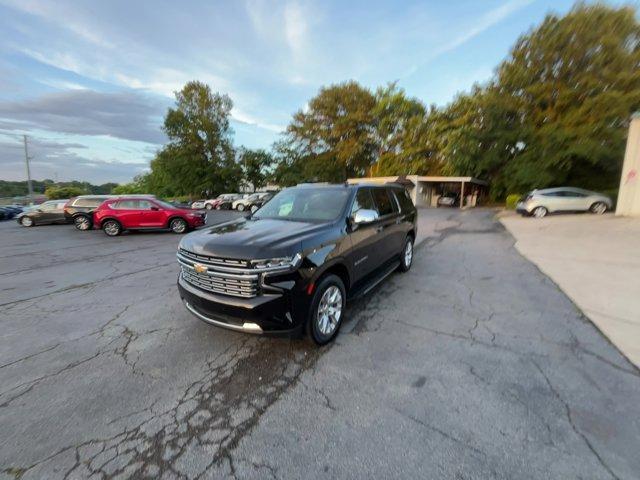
[94,197,206,236]
[16,200,70,227]
[177,183,417,345]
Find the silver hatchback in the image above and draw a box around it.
[516,187,612,218]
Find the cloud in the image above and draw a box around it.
[0,89,167,144]
[0,135,149,184]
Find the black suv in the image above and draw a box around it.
[176,183,417,345]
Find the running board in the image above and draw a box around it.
[348,260,400,301]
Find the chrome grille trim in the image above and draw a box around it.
[177,249,259,298]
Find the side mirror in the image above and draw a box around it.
[352,209,379,226]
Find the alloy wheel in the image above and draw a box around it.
[171,218,187,233]
[237,204,245,211]
[533,207,547,218]
[75,216,90,230]
[104,221,120,236]
[316,286,343,336]
[404,240,413,267]
[21,216,33,227]
[591,202,607,215]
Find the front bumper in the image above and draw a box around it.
[177,275,304,337]
[515,202,532,215]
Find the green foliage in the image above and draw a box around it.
[45,186,86,199]
[505,194,522,210]
[443,3,640,199]
[112,175,148,194]
[0,180,116,197]
[238,148,272,191]
[285,81,378,182]
[145,81,241,197]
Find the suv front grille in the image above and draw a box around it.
[177,248,259,298]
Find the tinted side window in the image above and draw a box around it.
[393,189,413,212]
[138,200,154,210]
[372,188,394,216]
[351,189,376,215]
[560,191,586,197]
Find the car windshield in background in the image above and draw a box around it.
[253,188,350,222]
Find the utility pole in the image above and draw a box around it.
[23,135,34,204]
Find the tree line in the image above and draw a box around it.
[115,3,640,200]
[0,180,117,199]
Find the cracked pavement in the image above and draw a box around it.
[1,209,639,479]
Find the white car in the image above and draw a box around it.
[232,193,269,211]
[516,187,613,218]
[191,199,207,209]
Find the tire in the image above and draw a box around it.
[532,206,548,218]
[205,204,213,210]
[21,216,34,227]
[103,220,122,236]
[306,274,346,346]
[74,215,92,231]
[215,204,221,210]
[170,217,188,234]
[590,202,607,215]
[237,203,245,212]
[397,236,414,272]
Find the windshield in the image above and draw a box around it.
[253,187,350,222]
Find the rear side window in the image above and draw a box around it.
[138,200,154,210]
[73,197,103,207]
[371,188,395,216]
[393,189,413,212]
[351,188,376,215]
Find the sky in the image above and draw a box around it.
[0,0,609,184]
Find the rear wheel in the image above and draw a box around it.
[532,206,548,218]
[103,220,122,236]
[398,236,414,272]
[590,202,607,215]
[307,275,346,346]
[74,215,91,231]
[170,218,188,234]
[21,216,34,227]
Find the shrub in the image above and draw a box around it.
[45,186,86,199]
[505,194,521,210]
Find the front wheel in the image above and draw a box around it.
[170,218,188,234]
[74,215,92,231]
[532,206,548,218]
[103,220,122,236]
[21,216,34,227]
[398,237,414,272]
[590,202,607,215]
[205,204,213,210]
[307,275,346,346]
[236,203,245,212]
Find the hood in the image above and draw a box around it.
[179,217,330,259]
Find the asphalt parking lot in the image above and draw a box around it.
[1,209,639,479]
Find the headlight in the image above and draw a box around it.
[251,253,302,271]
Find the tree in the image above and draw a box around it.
[286,81,378,181]
[112,174,149,194]
[238,148,272,191]
[147,81,241,197]
[491,3,640,195]
[45,186,86,199]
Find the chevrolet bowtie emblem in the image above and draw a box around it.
[193,263,208,274]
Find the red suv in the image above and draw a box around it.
[94,198,206,236]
